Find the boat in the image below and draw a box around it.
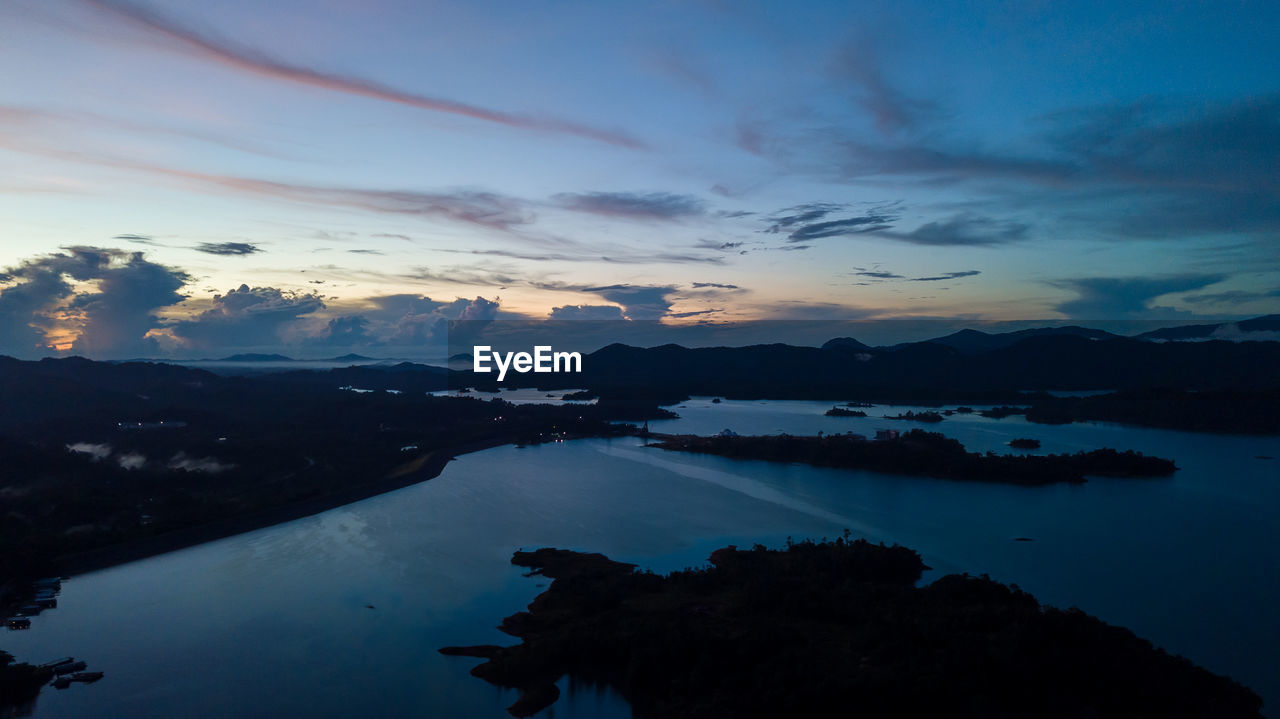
[6,617,31,630]
[53,660,87,675]
[39,657,74,668]
[52,676,73,690]
[71,671,105,684]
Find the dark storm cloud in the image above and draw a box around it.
[533,281,678,320]
[194,241,261,256]
[0,246,189,358]
[876,215,1028,246]
[315,314,373,345]
[1051,274,1228,318]
[580,284,677,320]
[78,0,645,148]
[554,192,706,220]
[168,284,324,350]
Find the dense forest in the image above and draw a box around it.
[442,539,1263,718]
[649,430,1176,485]
[0,357,671,584]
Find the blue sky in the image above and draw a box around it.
[1,0,1277,358]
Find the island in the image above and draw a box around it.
[0,651,50,711]
[441,540,1262,718]
[1009,438,1042,449]
[824,406,867,417]
[646,430,1175,485]
[884,410,944,422]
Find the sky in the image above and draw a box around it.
[1,0,1277,359]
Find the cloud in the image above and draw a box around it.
[694,239,747,253]
[548,304,626,320]
[667,308,722,318]
[144,169,534,233]
[78,0,644,148]
[691,282,739,289]
[765,204,899,243]
[764,203,845,232]
[554,192,705,220]
[436,247,722,265]
[113,233,156,244]
[876,214,1028,246]
[347,249,384,255]
[0,246,189,358]
[832,43,939,135]
[313,315,372,346]
[0,135,540,236]
[1052,274,1228,318]
[1182,288,1280,306]
[909,270,981,282]
[194,241,261,256]
[753,93,1280,243]
[579,284,677,320]
[376,295,504,345]
[167,284,324,350]
[853,269,904,280]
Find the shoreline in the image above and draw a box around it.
[51,436,513,579]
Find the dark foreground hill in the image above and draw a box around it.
[442,540,1263,718]
[477,333,1280,399]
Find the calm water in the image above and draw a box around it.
[5,398,1279,717]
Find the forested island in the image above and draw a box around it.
[977,389,1280,434]
[441,540,1262,718]
[883,410,944,422]
[0,651,49,711]
[648,430,1175,485]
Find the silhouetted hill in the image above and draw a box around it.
[483,333,1280,399]
[1135,315,1280,341]
[917,325,1118,354]
[216,353,294,362]
[328,353,376,362]
[819,336,874,352]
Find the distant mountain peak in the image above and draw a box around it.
[217,353,294,362]
[821,337,870,352]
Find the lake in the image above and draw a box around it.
[5,398,1279,717]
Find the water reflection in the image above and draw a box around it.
[4,398,1277,717]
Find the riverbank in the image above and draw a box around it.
[51,436,513,579]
